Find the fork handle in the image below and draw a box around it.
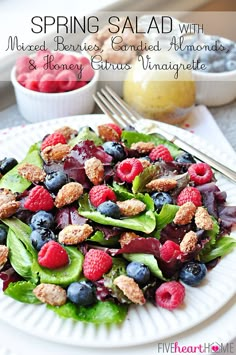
[173,137,236,183]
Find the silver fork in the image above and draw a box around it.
[93,86,236,183]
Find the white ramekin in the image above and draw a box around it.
[193,69,236,107]
[11,53,99,123]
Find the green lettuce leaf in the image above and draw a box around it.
[104,258,130,303]
[199,236,236,263]
[123,253,167,281]
[199,219,236,262]
[154,204,179,238]
[112,182,154,211]
[88,231,119,246]
[47,300,128,324]
[122,131,180,157]
[79,194,156,234]
[7,229,35,281]
[3,218,84,287]
[33,247,84,287]
[132,165,160,193]
[0,143,42,193]
[4,218,38,282]
[69,127,103,147]
[4,281,41,304]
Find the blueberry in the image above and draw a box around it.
[67,281,96,306]
[211,59,225,73]
[45,171,68,192]
[179,261,207,286]
[97,201,120,219]
[225,60,236,72]
[0,157,18,175]
[30,228,55,251]
[31,211,54,230]
[175,152,196,164]
[0,227,7,245]
[151,192,173,212]
[126,261,151,286]
[103,142,126,162]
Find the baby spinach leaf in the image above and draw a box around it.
[3,218,37,259]
[123,253,167,281]
[4,218,38,282]
[132,165,160,193]
[122,131,180,157]
[4,281,40,304]
[154,204,179,238]
[34,247,84,287]
[48,300,128,324]
[7,229,33,280]
[0,143,42,193]
[69,127,103,147]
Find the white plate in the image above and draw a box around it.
[0,115,235,348]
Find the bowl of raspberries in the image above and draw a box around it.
[11,50,99,122]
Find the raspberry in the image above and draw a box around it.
[16,56,30,75]
[176,187,202,207]
[74,81,87,90]
[149,145,173,162]
[155,281,185,310]
[38,73,58,93]
[160,240,182,262]
[188,163,213,185]
[116,158,143,183]
[81,64,94,81]
[25,76,39,92]
[41,132,67,150]
[56,70,77,92]
[38,241,69,269]
[106,123,122,138]
[89,185,116,207]
[17,73,28,87]
[78,56,90,67]
[83,249,113,281]
[24,186,54,212]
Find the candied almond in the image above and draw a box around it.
[98,124,120,142]
[18,163,46,183]
[54,126,77,141]
[41,143,71,163]
[0,201,20,219]
[138,159,151,169]
[55,182,83,208]
[173,202,196,225]
[180,231,198,253]
[117,199,146,217]
[114,275,145,305]
[131,142,155,154]
[119,231,140,248]
[0,188,16,205]
[195,207,213,230]
[33,283,67,306]
[59,224,93,245]
[84,157,104,185]
[146,178,177,192]
[0,245,9,269]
